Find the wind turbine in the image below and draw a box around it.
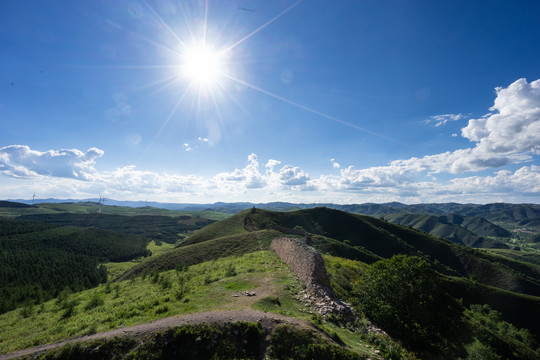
[98,194,103,213]
[32,192,37,205]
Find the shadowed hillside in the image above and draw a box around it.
[382,213,509,248]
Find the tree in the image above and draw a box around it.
[358,255,462,350]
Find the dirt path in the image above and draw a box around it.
[0,310,313,360]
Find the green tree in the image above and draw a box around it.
[358,255,462,350]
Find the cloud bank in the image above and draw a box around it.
[2,78,540,203]
[0,145,103,180]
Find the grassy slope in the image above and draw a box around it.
[383,213,509,249]
[0,249,384,359]
[178,209,250,246]
[0,251,302,354]
[441,214,511,237]
[117,229,282,280]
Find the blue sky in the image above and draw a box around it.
[1,0,540,204]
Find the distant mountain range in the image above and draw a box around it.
[6,198,540,250]
[9,198,540,216]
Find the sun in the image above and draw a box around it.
[180,44,224,86]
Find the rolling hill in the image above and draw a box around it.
[1,203,539,359]
[382,213,510,248]
[123,207,540,334]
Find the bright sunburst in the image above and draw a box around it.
[181,44,224,86]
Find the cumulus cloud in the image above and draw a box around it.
[279,165,310,186]
[435,165,540,198]
[213,153,266,190]
[462,78,540,155]
[330,158,341,169]
[212,154,312,191]
[389,78,540,174]
[0,145,103,180]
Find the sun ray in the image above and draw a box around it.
[203,0,209,45]
[125,27,183,58]
[223,74,408,146]
[141,83,194,160]
[142,0,186,48]
[223,0,304,54]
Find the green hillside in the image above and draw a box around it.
[382,213,509,248]
[117,229,282,280]
[153,207,540,299]
[439,214,511,237]
[120,207,540,334]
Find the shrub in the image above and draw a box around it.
[19,303,34,318]
[224,263,237,277]
[61,303,77,319]
[357,255,462,350]
[175,260,188,273]
[463,339,501,360]
[84,293,104,310]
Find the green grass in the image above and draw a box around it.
[179,209,250,246]
[223,279,258,291]
[118,229,282,280]
[486,248,540,266]
[105,240,176,279]
[0,251,298,354]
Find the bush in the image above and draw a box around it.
[357,255,462,350]
[175,261,188,272]
[224,263,237,277]
[84,293,104,310]
[463,339,501,360]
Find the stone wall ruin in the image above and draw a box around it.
[270,237,355,320]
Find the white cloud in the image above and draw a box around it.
[213,153,266,190]
[330,158,341,169]
[278,165,310,186]
[424,113,465,127]
[462,78,540,155]
[0,145,103,180]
